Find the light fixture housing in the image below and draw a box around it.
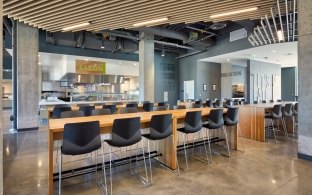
[210,7,258,19]
[161,48,165,57]
[133,17,168,27]
[277,30,284,41]
[62,22,90,31]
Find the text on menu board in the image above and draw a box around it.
[76,60,106,75]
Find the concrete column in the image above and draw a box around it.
[139,32,154,102]
[0,0,3,193]
[221,63,232,99]
[16,23,39,130]
[298,0,312,160]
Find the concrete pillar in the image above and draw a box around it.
[0,1,3,193]
[16,23,39,130]
[298,0,312,160]
[139,32,154,102]
[221,63,232,99]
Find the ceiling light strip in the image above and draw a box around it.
[133,17,168,27]
[209,7,258,19]
[62,22,90,31]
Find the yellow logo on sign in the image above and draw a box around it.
[76,60,106,75]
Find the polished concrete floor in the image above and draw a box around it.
[3,128,312,195]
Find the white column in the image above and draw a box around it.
[16,23,39,130]
[139,32,154,101]
[298,0,312,160]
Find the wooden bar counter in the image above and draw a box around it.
[48,107,238,195]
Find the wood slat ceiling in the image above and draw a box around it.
[3,0,276,32]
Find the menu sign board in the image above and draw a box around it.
[76,60,106,75]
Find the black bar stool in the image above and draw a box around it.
[143,102,154,112]
[153,106,167,111]
[92,108,111,116]
[206,99,212,107]
[79,105,95,116]
[215,99,222,108]
[142,114,179,183]
[104,117,150,194]
[103,105,117,114]
[262,100,267,103]
[59,121,107,195]
[126,103,138,108]
[52,107,71,118]
[224,107,245,152]
[177,111,209,171]
[265,104,287,142]
[119,107,138,113]
[224,99,232,108]
[60,110,84,118]
[282,103,294,134]
[293,103,298,130]
[173,105,186,110]
[203,108,230,162]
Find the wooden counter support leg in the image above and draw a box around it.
[158,116,177,170]
[49,131,54,195]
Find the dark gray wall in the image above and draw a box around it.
[281,67,296,101]
[154,51,179,108]
[247,60,281,103]
[197,61,221,100]
[179,32,252,100]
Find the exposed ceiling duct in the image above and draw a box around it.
[133,26,189,42]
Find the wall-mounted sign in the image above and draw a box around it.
[76,60,106,75]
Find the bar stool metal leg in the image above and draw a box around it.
[58,154,62,195]
[147,140,153,184]
[100,145,108,195]
[237,124,245,152]
[109,146,113,195]
[223,126,231,157]
[182,133,189,171]
[271,119,277,143]
[205,130,213,163]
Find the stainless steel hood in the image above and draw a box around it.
[59,73,125,85]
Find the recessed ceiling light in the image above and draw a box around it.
[226,59,230,62]
[272,50,276,53]
[210,7,258,19]
[264,57,269,59]
[277,30,284,41]
[285,53,293,56]
[118,61,122,65]
[62,22,91,31]
[85,59,88,61]
[133,63,137,66]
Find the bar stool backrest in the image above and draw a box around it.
[184,111,202,133]
[61,111,84,118]
[52,107,72,118]
[143,102,154,112]
[225,107,239,126]
[225,99,232,108]
[149,114,172,140]
[110,117,141,147]
[62,121,101,155]
[192,104,201,108]
[270,100,274,103]
[277,99,282,102]
[158,102,168,107]
[207,109,224,129]
[253,101,258,104]
[91,108,111,116]
[206,99,212,107]
[174,105,186,110]
[272,104,282,119]
[103,105,117,114]
[78,104,90,107]
[294,103,298,115]
[262,100,267,103]
[153,106,167,111]
[195,100,201,105]
[215,99,222,108]
[126,103,138,108]
[283,103,293,117]
[79,106,95,116]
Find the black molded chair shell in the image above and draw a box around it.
[61,121,101,155]
[144,114,172,140]
[78,104,90,107]
[294,103,298,116]
[174,105,186,110]
[225,99,232,108]
[205,109,224,129]
[154,106,167,111]
[215,99,222,108]
[61,111,84,118]
[195,100,201,105]
[52,107,72,118]
[178,111,202,134]
[206,99,212,107]
[262,100,267,103]
[192,104,201,108]
[143,102,154,112]
[79,106,95,116]
[107,117,141,147]
[158,102,168,107]
[270,100,274,103]
[283,104,293,117]
[253,101,258,104]
[225,107,239,126]
[277,99,282,102]
[91,108,111,116]
[126,103,138,108]
[266,104,282,119]
[103,105,117,114]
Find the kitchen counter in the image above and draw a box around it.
[39,99,138,106]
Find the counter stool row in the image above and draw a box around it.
[56,106,244,194]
